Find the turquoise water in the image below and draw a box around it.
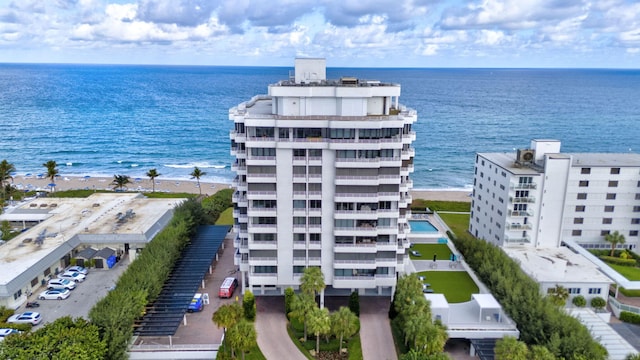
[1,65,639,188]
[409,220,439,233]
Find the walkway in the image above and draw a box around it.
[255,297,307,360]
[360,297,398,360]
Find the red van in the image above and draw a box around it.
[219,277,238,298]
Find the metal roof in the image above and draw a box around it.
[133,225,230,336]
[470,338,496,360]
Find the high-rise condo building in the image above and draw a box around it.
[470,139,640,250]
[229,58,416,301]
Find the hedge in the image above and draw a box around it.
[620,311,640,325]
[598,255,637,267]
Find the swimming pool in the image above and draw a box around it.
[409,220,439,233]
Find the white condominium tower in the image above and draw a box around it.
[229,58,416,300]
[470,139,640,249]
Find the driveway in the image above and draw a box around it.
[255,296,307,360]
[360,297,397,360]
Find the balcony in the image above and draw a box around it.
[334,193,379,202]
[246,191,277,200]
[335,175,380,186]
[504,235,531,244]
[510,183,537,190]
[246,173,277,183]
[249,257,277,266]
[248,273,278,285]
[506,223,532,230]
[334,259,376,269]
[249,206,277,216]
[333,276,376,289]
[509,196,536,203]
[508,210,533,217]
[334,242,377,253]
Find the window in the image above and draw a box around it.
[637,193,640,200]
[579,180,589,187]
[293,200,306,209]
[309,200,322,209]
[13,289,22,300]
[611,168,620,174]
[604,205,615,212]
[253,266,277,274]
[499,184,505,190]
[588,288,602,295]
[293,233,305,242]
[293,217,306,225]
[632,218,640,225]
[602,218,612,224]
[574,218,584,224]
[601,230,611,236]
[575,205,585,212]
[606,193,616,200]
[572,230,582,236]
[31,277,39,287]
[309,233,321,242]
[608,180,618,187]
[581,168,591,174]
[279,128,289,139]
[635,206,640,212]
[630,231,639,237]
[577,193,587,200]
[309,217,322,225]
[568,288,581,294]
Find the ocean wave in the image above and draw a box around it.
[164,162,227,169]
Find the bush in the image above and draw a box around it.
[599,255,637,267]
[243,290,256,321]
[284,287,294,317]
[201,188,233,223]
[591,296,606,310]
[410,199,470,213]
[0,306,14,322]
[572,295,587,307]
[349,291,360,316]
[620,311,640,324]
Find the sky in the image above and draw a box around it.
[0,0,639,68]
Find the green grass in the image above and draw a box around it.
[217,341,266,360]
[411,199,470,213]
[438,213,470,238]
[409,243,452,260]
[216,207,234,225]
[288,317,363,359]
[416,271,479,303]
[606,263,640,281]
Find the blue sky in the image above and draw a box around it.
[0,0,638,68]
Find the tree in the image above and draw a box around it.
[529,345,556,360]
[572,295,587,307]
[330,306,359,353]
[111,174,131,191]
[146,168,161,193]
[591,296,606,310]
[0,159,15,199]
[285,287,295,316]
[307,306,331,355]
[289,292,316,341]
[212,302,244,336]
[495,336,528,360]
[349,291,360,316]
[546,285,570,307]
[1,220,12,241]
[300,266,325,307]
[43,160,58,191]
[605,231,626,257]
[227,319,257,360]
[190,166,206,195]
[626,354,640,360]
[0,316,106,359]
[243,290,256,321]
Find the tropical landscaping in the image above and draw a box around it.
[415,271,479,303]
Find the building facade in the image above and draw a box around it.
[229,58,416,298]
[469,139,640,250]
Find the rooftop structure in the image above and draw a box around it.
[0,193,184,308]
[229,58,417,301]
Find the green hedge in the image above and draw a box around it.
[620,311,640,324]
[448,231,607,360]
[410,199,470,213]
[598,255,637,267]
[89,199,204,360]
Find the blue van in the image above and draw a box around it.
[188,293,203,312]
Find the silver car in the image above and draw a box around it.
[47,278,76,290]
[38,289,71,300]
[58,271,86,283]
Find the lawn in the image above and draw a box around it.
[215,207,234,225]
[416,271,479,303]
[288,317,363,359]
[606,263,640,281]
[437,213,470,238]
[409,243,452,261]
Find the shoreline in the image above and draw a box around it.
[9,175,471,202]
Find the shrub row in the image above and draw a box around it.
[620,311,640,324]
[448,231,607,360]
[410,199,471,213]
[89,199,204,360]
[598,255,637,267]
[202,188,233,223]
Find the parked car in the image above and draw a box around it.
[0,328,20,341]
[7,312,42,325]
[38,289,71,300]
[67,265,88,275]
[188,293,204,312]
[410,250,422,257]
[58,271,86,283]
[48,278,76,290]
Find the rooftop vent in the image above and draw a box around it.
[515,149,535,167]
[340,77,358,86]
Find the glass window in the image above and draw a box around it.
[575,205,585,212]
[608,180,618,187]
[577,193,587,200]
[574,218,584,224]
[602,218,612,224]
[604,205,614,212]
[606,193,616,200]
[581,168,591,174]
[579,180,589,187]
[601,230,611,236]
[611,168,620,174]
[572,230,582,236]
[630,231,639,237]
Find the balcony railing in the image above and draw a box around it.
[508,210,533,217]
[506,223,532,230]
[510,183,537,190]
[505,235,531,243]
[509,196,536,203]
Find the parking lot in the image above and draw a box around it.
[16,258,130,325]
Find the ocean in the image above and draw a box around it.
[1,64,639,190]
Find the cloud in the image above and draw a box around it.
[136,0,216,27]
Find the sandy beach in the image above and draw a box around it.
[10,175,471,202]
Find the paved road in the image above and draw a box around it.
[360,297,398,360]
[255,296,307,360]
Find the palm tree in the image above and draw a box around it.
[330,306,359,354]
[111,174,131,191]
[307,306,331,356]
[0,160,16,199]
[212,303,244,357]
[227,319,257,360]
[495,336,529,360]
[605,230,626,257]
[145,168,161,193]
[43,160,58,191]
[546,284,570,307]
[190,167,206,195]
[289,292,316,341]
[300,266,326,308]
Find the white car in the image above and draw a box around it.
[58,271,86,283]
[38,289,71,300]
[48,278,76,290]
[67,266,88,275]
[0,328,20,341]
[7,312,42,325]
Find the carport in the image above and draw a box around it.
[133,225,230,337]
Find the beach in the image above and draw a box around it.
[10,175,471,202]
